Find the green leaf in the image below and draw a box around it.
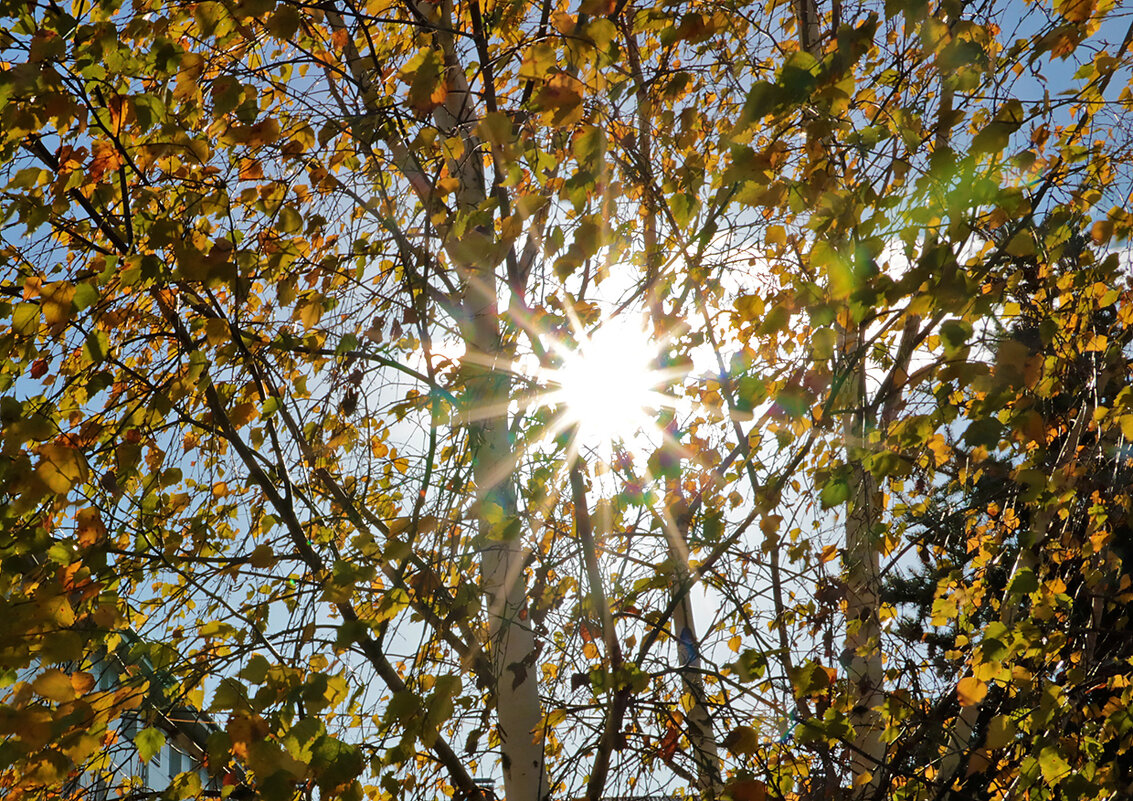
[811,326,836,360]
[135,727,166,763]
[278,205,302,234]
[939,319,971,355]
[572,125,606,167]
[779,50,822,100]
[1008,568,1038,596]
[266,3,300,38]
[84,330,110,363]
[10,168,46,189]
[735,81,784,128]
[310,735,363,794]
[1039,745,1070,783]
[12,302,38,335]
[819,475,849,509]
[72,282,99,311]
[478,111,514,147]
[963,417,1002,449]
[261,396,282,418]
[213,677,249,710]
[240,654,271,684]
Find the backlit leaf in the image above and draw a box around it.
[37,444,88,495]
[134,728,166,763]
[957,676,987,707]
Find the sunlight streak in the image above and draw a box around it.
[541,315,676,449]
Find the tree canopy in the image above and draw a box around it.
[3,0,1133,799]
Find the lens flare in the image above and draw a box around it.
[547,317,671,447]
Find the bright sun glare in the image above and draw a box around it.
[547,317,670,447]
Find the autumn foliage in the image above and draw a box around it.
[3,0,1133,800]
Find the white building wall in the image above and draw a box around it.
[11,653,220,799]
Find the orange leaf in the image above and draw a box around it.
[239,157,264,180]
[957,676,987,707]
[658,723,680,763]
[228,402,258,428]
[71,670,96,694]
[726,778,767,801]
[89,141,123,182]
[76,507,107,546]
[1056,0,1095,23]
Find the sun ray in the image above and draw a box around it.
[535,314,681,454]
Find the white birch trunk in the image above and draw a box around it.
[450,88,549,801]
[839,322,886,797]
[670,575,723,800]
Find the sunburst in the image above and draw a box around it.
[539,314,678,451]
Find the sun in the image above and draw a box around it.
[544,316,672,447]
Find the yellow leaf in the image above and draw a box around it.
[1056,0,1095,23]
[1085,334,1107,352]
[62,732,103,763]
[927,435,951,467]
[33,668,77,702]
[37,444,88,495]
[985,714,1015,749]
[229,402,257,428]
[973,658,1007,683]
[40,281,75,332]
[205,317,229,346]
[541,707,567,732]
[1039,745,1071,782]
[297,300,322,330]
[249,544,276,569]
[722,725,759,755]
[12,302,38,335]
[535,74,586,126]
[400,48,448,115]
[519,42,557,81]
[957,675,987,707]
